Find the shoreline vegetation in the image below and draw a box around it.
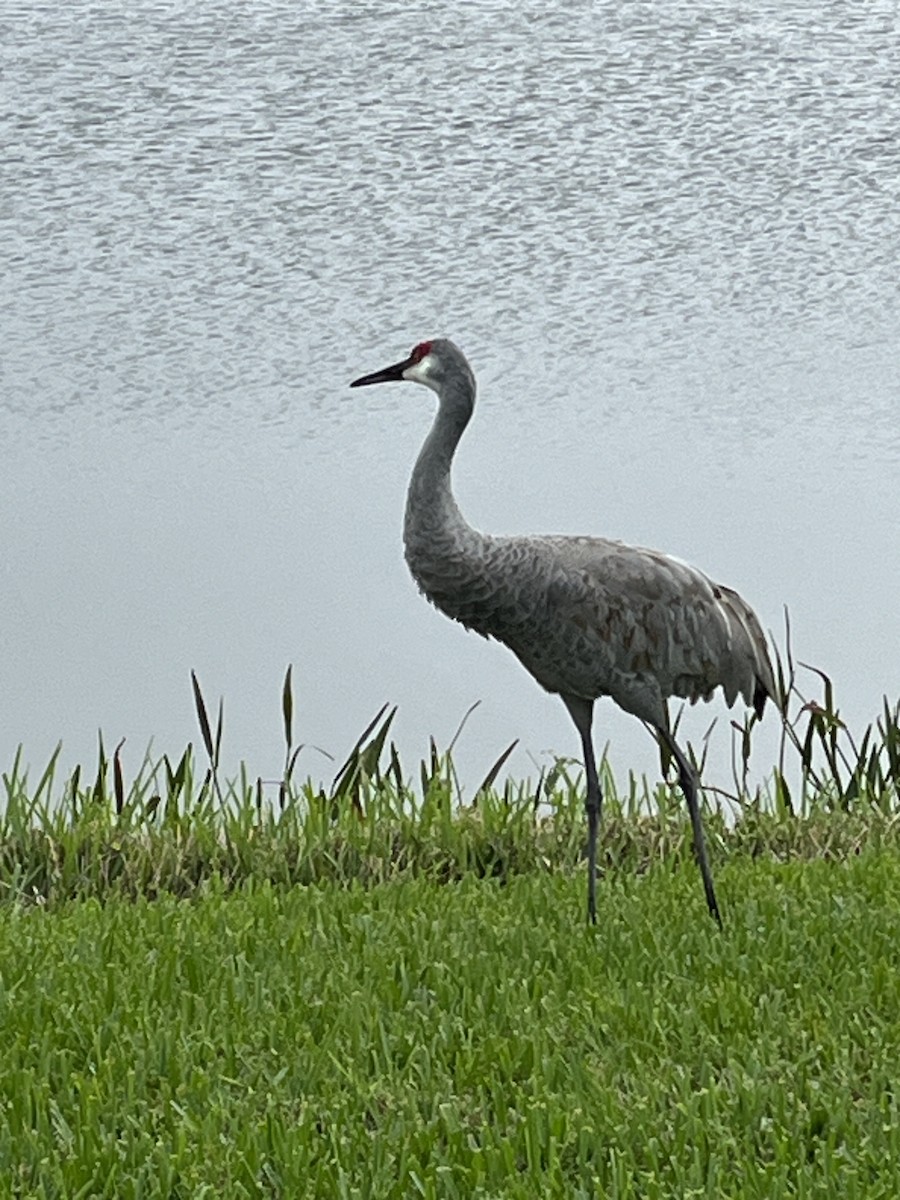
[2,644,898,907]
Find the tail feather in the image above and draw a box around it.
[715,584,778,716]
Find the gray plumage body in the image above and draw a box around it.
[405,521,772,732]
[353,337,777,926]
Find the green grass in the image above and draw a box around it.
[2,857,900,1198]
[0,663,897,1196]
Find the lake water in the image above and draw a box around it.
[2,0,898,797]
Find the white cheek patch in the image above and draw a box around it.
[403,355,440,392]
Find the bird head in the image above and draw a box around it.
[350,339,475,399]
[350,340,436,390]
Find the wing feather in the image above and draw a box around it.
[407,528,776,726]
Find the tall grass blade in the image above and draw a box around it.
[330,704,394,817]
[213,697,224,771]
[113,738,125,816]
[282,664,294,752]
[191,671,215,761]
[881,697,900,788]
[191,671,223,803]
[2,744,25,805]
[164,745,191,801]
[92,731,107,807]
[447,700,481,755]
[33,742,62,807]
[474,740,519,807]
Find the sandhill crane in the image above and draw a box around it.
[350,339,777,926]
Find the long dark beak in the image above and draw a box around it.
[349,353,413,388]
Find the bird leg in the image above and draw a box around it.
[657,728,722,927]
[581,733,602,926]
[562,697,600,925]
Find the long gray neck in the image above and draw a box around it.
[403,374,481,577]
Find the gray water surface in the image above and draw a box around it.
[2,0,898,791]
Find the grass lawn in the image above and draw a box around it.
[2,854,900,1198]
